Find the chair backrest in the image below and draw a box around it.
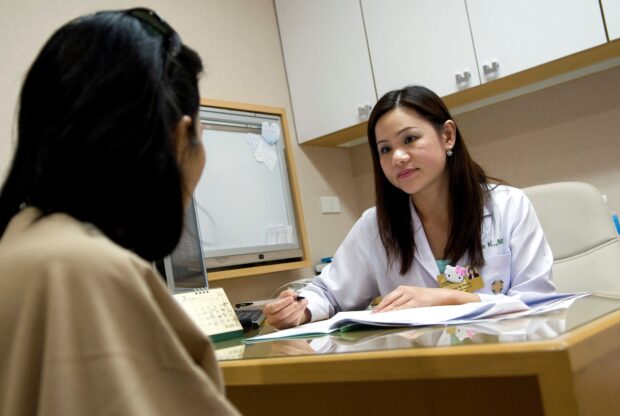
[522,182,620,293]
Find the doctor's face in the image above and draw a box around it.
[375,107,454,198]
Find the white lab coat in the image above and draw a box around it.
[300,185,556,321]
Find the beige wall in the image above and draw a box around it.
[350,66,620,218]
[0,0,360,304]
[460,65,620,212]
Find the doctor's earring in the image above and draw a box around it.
[446,149,454,157]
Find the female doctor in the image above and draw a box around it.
[264,85,556,329]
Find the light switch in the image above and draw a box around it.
[320,196,341,214]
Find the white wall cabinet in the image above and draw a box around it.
[602,0,620,40]
[276,0,610,145]
[275,0,377,143]
[362,0,481,98]
[467,0,607,82]
[362,0,607,97]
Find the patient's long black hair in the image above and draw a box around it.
[0,9,203,260]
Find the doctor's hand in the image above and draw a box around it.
[263,289,310,330]
[373,286,479,313]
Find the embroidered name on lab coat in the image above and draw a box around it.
[484,238,504,249]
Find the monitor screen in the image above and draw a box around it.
[154,198,208,292]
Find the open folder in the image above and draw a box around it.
[244,293,587,343]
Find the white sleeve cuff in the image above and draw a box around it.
[297,287,333,322]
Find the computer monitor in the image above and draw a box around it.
[154,198,208,292]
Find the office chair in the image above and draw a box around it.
[522,182,620,293]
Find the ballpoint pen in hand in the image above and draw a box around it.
[235,296,305,311]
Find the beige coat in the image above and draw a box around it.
[0,208,240,415]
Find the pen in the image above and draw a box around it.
[235,296,305,311]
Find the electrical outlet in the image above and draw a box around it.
[320,196,341,214]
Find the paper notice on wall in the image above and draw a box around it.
[254,140,277,170]
[247,133,278,170]
[266,225,293,245]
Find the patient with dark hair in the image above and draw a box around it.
[0,9,239,415]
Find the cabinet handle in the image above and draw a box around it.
[358,104,373,119]
[455,70,471,83]
[482,61,500,75]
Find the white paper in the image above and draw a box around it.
[523,292,588,314]
[244,295,527,342]
[244,292,587,343]
[246,132,279,170]
[254,140,278,170]
[266,225,293,245]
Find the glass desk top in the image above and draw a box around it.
[213,293,620,361]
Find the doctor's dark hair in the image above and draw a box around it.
[0,10,203,260]
[367,85,489,275]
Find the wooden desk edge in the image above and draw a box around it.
[220,309,620,386]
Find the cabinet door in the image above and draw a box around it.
[467,0,607,82]
[362,0,480,98]
[602,0,620,40]
[275,0,377,143]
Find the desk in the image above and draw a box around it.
[214,295,620,415]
